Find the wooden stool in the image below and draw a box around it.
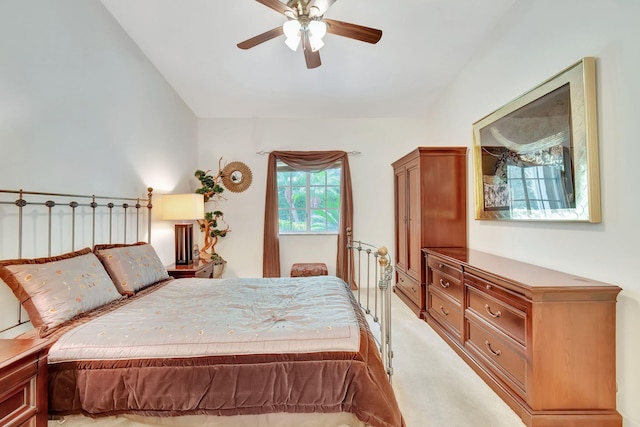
[290,263,328,277]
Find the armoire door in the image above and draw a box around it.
[394,167,408,273]
[406,159,422,282]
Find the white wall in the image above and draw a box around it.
[419,1,640,425]
[197,118,433,277]
[0,0,198,336]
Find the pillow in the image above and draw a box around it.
[94,242,169,295]
[0,248,121,332]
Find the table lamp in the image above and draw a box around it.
[162,194,204,265]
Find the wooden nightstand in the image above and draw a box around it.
[0,339,51,427]
[166,259,214,279]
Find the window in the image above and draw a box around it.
[507,164,572,211]
[276,161,341,233]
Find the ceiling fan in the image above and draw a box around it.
[237,0,383,69]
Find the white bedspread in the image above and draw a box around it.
[49,276,360,363]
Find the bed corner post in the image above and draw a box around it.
[147,187,153,243]
[377,246,394,381]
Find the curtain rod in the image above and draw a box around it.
[256,150,362,156]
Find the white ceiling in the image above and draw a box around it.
[101,0,516,119]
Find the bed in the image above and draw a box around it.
[0,188,403,427]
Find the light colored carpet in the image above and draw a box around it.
[389,294,525,427]
[48,294,525,427]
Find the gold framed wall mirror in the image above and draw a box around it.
[472,57,601,222]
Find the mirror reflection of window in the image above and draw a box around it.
[506,164,571,211]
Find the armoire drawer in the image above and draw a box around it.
[396,271,420,306]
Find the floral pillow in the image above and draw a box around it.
[0,248,122,332]
[94,242,169,295]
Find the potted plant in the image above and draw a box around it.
[194,161,230,278]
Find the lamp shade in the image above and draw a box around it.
[163,194,204,221]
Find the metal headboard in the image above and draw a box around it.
[0,187,153,335]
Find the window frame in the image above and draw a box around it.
[276,161,341,235]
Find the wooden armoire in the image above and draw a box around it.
[392,147,467,317]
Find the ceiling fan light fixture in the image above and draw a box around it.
[285,34,301,51]
[308,35,324,52]
[282,19,301,38]
[308,20,327,39]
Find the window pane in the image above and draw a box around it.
[278,213,292,232]
[310,171,326,186]
[278,187,292,208]
[309,187,326,208]
[289,209,306,230]
[327,186,340,208]
[277,171,290,186]
[326,209,339,231]
[290,171,306,186]
[286,186,303,209]
[279,208,291,220]
[276,163,342,234]
[326,169,340,186]
[311,209,327,231]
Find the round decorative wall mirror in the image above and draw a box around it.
[221,161,253,193]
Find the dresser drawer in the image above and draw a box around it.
[428,290,463,340]
[430,267,463,304]
[427,255,462,282]
[466,286,526,346]
[396,271,421,306]
[466,321,526,398]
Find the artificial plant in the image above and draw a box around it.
[194,159,230,262]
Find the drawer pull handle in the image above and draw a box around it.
[439,278,450,288]
[484,340,501,356]
[439,306,449,316]
[438,263,444,269]
[484,304,501,318]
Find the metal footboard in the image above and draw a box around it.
[347,229,394,381]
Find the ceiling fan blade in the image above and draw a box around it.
[255,0,295,16]
[237,26,284,49]
[307,0,337,17]
[302,32,321,69]
[324,18,382,44]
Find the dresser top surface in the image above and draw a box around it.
[0,339,50,368]
[424,247,621,294]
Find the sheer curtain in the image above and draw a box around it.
[263,151,353,286]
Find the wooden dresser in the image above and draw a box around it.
[423,247,621,427]
[0,339,50,427]
[392,147,467,317]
